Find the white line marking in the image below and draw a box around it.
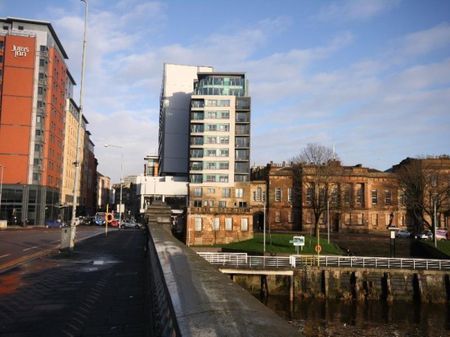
[23,246,38,252]
[0,254,11,259]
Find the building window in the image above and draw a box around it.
[235,188,243,198]
[371,190,378,205]
[253,187,263,202]
[356,185,364,206]
[241,218,248,231]
[222,188,231,198]
[385,190,392,205]
[306,187,314,205]
[288,188,292,203]
[207,188,215,194]
[225,218,232,231]
[275,211,280,222]
[18,25,24,30]
[288,212,292,223]
[344,185,352,205]
[194,217,202,231]
[219,200,226,208]
[275,188,282,202]
[193,200,202,207]
[213,218,220,231]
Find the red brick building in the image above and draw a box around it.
[0,17,96,225]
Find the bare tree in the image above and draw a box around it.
[395,157,450,233]
[291,143,339,239]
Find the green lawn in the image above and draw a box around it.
[217,233,343,255]
[424,240,450,257]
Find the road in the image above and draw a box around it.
[0,226,109,271]
[0,230,148,336]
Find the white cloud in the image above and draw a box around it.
[45,2,449,179]
[316,0,401,22]
[392,23,450,57]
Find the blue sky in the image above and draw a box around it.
[2,0,450,182]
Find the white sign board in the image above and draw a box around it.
[292,236,305,247]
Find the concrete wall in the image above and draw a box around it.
[146,221,299,336]
[236,267,450,304]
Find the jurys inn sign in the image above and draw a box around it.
[11,45,29,57]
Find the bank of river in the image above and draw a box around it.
[257,295,450,336]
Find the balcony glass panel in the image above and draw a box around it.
[235,149,250,161]
[235,125,250,135]
[191,112,204,120]
[191,100,204,108]
[190,174,203,183]
[190,136,203,145]
[190,124,204,133]
[236,112,249,123]
[190,149,203,158]
[190,162,203,170]
[235,137,250,148]
[236,97,250,110]
[235,162,250,173]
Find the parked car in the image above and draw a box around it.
[415,230,432,240]
[396,229,411,238]
[120,221,142,229]
[45,219,67,228]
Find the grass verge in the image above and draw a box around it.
[216,233,343,255]
[424,240,450,257]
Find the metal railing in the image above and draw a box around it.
[198,252,450,271]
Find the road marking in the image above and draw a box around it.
[23,246,38,252]
[0,254,11,259]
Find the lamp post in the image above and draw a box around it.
[327,199,330,244]
[433,195,438,248]
[0,164,4,220]
[262,190,266,255]
[104,144,123,227]
[69,0,88,249]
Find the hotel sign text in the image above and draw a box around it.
[11,45,30,57]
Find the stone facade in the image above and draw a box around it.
[252,161,408,234]
[186,181,266,246]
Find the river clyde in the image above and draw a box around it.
[257,295,450,336]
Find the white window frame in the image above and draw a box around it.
[194,217,202,231]
[275,188,282,202]
[213,217,220,231]
[235,188,243,198]
[241,218,248,231]
[225,218,233,231]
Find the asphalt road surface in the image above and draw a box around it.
[0,229,147,337]
[0,226,109,271]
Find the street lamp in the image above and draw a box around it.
[327,199,330,244]
[69,0,88,250]
[262,190,266,255]
[104,144,124,227]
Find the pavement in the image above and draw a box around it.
[0,229,149,337]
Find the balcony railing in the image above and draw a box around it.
[189,207,252,214]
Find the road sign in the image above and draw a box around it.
[290,236,305,247]
[315,244,322,253]
[289,236,305,254]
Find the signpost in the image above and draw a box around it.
[289,235,305,254]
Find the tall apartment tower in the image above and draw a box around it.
[158,63,213,177]
[187,72,253,246]
[0,17,74,225]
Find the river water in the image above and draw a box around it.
[257,295,450,336]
